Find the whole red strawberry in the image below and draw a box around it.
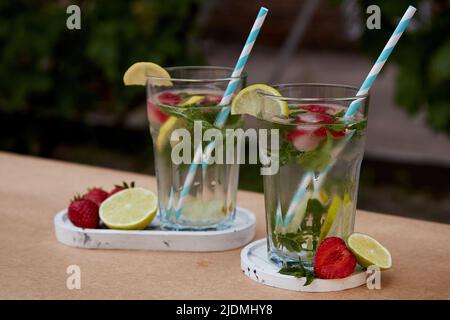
[108,181,135,197]
[314,237,356,279]
[68,197,99,229]
[83,187,108,206]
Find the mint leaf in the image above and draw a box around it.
[159,105,218,131]
[274,232,306,252]
[278,142,303,166]
[348,119,367,131]
[279,264,315,286]
[297,134,333,171]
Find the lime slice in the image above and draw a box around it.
[99,187,157,230]
[347,233,392,270]
[231,84,289,118]
[179,95,204,107]
[319,195,341,241]
[123,62,172,86]
[156,117,179,151]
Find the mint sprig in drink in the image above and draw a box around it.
[147,66,245,230]
[237,84,368,269]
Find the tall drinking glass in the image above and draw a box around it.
[257,84,369,269]
[146,66,246,231]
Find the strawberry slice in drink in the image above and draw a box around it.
[300,104,340,115]
[203,95,222,104]
[287,126,327,152]
[158,92,182,106]
[287,113,346,151]
[147,101,170,124]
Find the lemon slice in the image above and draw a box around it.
[319,195,342,241]
[99,187,157,230]
[231,84,289,118]
[123,62,172,86]
[156,117,180,151]
[347,233,392,270]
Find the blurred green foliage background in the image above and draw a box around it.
[0,0,204,120]
[358,0,450,134]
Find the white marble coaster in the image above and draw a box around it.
[241,238,367,292]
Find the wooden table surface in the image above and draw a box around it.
[0,151,449,299]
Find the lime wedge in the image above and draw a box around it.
[156,117,179,151]
[319,195,342,241]
[179,95,204,107]
[347,233,392,270]
[99,187,157,230]
[231,84,289,118]
[123,62,172,86]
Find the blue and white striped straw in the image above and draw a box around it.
[283,5,416,227]
[174,7,269,219]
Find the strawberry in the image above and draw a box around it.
[83,187,108,206]
[108,181,135,197]
[68,197,99,229]
[300,104,339,115]
[147,101,170,124]
[287,126,327,152]
[157,92,181,106]
[314,237,357,279]
[203,95,222,104]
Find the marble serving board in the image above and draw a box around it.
[54,207,256,252]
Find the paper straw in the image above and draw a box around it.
[283,5,416,227]
[174,7,269,219]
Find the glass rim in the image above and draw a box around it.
[262,83,370,102]
[146,66,247,83]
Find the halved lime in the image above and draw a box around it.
[123,62,172,86]
[347,233,392,270]
[99,187,157,230]
[231,84,289,118]
[319,195,341,241]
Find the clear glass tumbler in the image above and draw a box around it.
[256,83,369,269]
[146,66,246,230]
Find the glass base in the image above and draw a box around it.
[160,219,233,231]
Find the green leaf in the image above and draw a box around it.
[348,119,367,131]
[278,141,302,166]
[279,264,315,286]
[274,232,306,252]
[159,105,218,131]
